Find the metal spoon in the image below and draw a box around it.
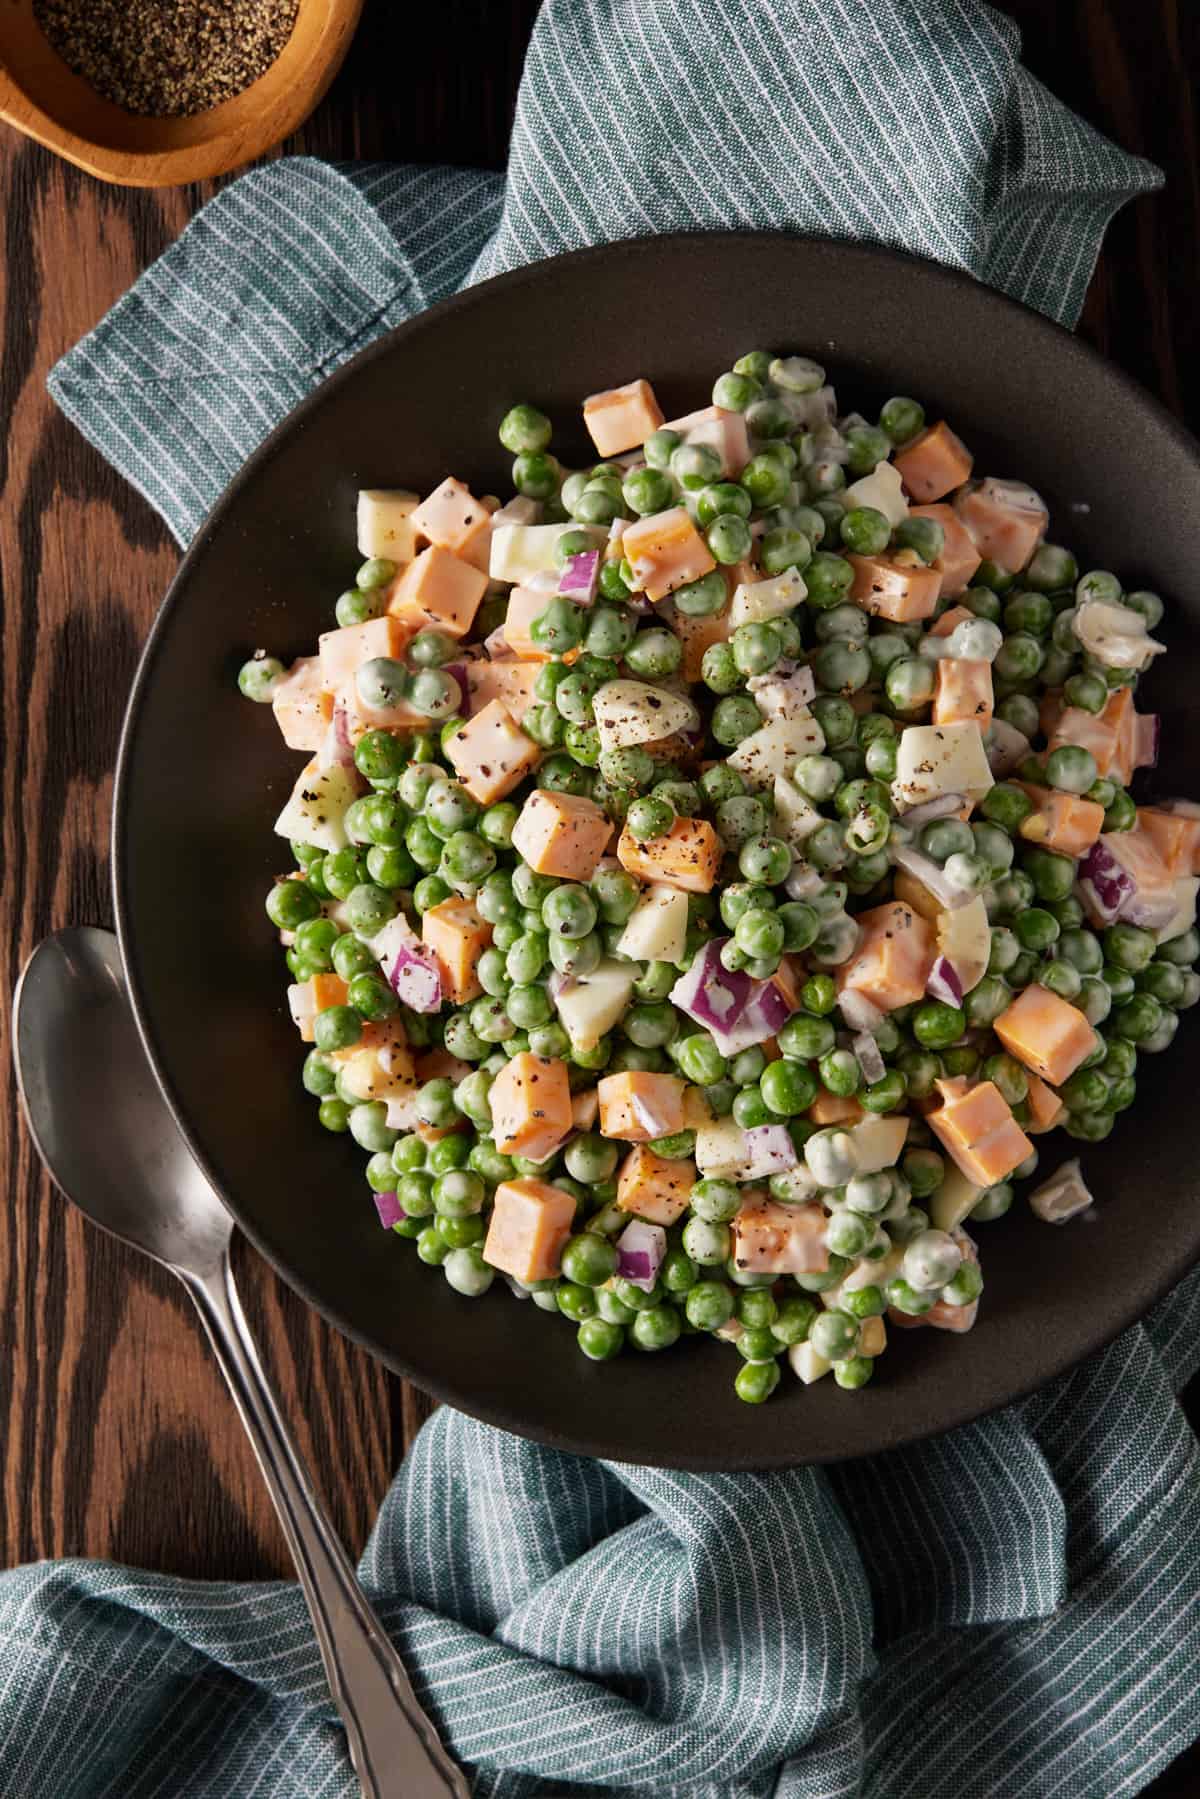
[12,927,467,1799]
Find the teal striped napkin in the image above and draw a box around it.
[18,3,1198,1795]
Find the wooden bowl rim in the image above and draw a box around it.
[0,0,365,186]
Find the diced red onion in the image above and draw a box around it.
[898,792,966,828]
[670,940,752,1033]
[1029,1159,1094,1223]
[852,1032,886,1086]
[716,980,794,1057]
[317,694,357,772]
[558,550,601,606]
[927,955,964,1007]
[373,1191,405,1230]
[615,1219,666,1292]
[373,914,442,1013]
[741,1124,798,1179]
[838,987,883,1033]
[892,844,977,910]
[1078,840,1137,925]
[1134,714,1159,770]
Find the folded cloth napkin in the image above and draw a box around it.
[11,2,1194,1795]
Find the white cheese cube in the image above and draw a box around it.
[273,760,359,854]
[842,461,908,526]
[553,959,637,1052]
[1155,877,1198,946]
[356,489,420,562]
[774,774,824,848]
[936,895,990,995]
[789,1342,833,1384]
[847,1115,909,1174]
[726,714,826,792]
[616,884,689,964]
[489,522,604,584]
[929,1166,983,1232]
[695,1119,750,1178]
[729,566,807,628]
[892,722,994,811]
[592,680,699,753]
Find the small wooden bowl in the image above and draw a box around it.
[0,0,365,187]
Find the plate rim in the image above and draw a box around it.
[111,228,1200,1468]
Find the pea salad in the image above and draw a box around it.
[239,351,1200,1406]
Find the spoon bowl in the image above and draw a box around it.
[13,926,231,1275]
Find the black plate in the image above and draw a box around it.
[114,233,1200,1469]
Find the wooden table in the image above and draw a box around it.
[0,0,1196,1786]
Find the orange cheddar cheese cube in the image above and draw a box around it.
[662,404,752,479]
[770,954,805,1013]
[318,615,410,693]
[893,420,974,503]
[808,1091,865,1127]
[732,1198,829,1276]
[670,601,731,683]
[928,603,974,638]
[929,1078,1033,1187]
[288,970,349,1042]
[933,657,994,730]
[1025,1074,1066,1135]
[616,1145,694,1225]
[1047,702,1119,779]
[571,1087,599,1132]
[837,901,935,1014]
[410,477,491,555]
[616,815,721,893]
[483,1178,576,1284]
[910,503,982,597]
[272,655,334,751]
[445,699,541,804]
[848,552,941,623]
[386,544,488,639]
[582,377,665,457]
[465,658,541,718]
[1137,806,1200,877]
[511,789,612,880]
[622,508,716,602]
[1015,783,1105,859]
[500,584,573,663]
[891,868,942,922]
[994,985,1097,1088]
[421,896,491,1005]
[597,1071,686,1142]
[489,1053,573,1162]
[954,479,1048,574]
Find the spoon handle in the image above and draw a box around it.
[180,1250,468,1799]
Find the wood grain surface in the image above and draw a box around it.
[0,0,1196,1785]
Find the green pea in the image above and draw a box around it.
[630,1305,682,1352]
[839,506,890,556]
[894,515,945,565]
[803,552,854,610]
[712,695,763,746]
[911,1001,964,1050]
[1104,789,1138,833]
[1104,923,1156,973]
[885,657,936,713]
[499,402,552,454]
[878,396,925,443]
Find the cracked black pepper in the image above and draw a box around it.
[34,0,300,118]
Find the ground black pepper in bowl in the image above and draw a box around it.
[33,0,301,118]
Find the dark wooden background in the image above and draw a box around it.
[0,0,1196,1787]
